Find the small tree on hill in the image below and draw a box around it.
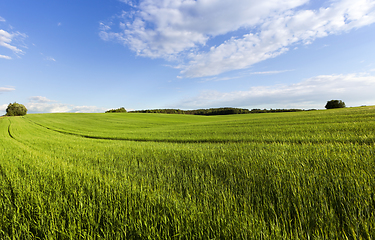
[325,100,346,109]
[6,102,28,116]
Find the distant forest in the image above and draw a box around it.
[127,107,316,115]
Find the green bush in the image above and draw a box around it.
[5,102,27,116]
[325,100,346,109]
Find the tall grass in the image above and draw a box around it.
[1,107,375,239]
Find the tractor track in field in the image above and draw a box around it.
[25,118,375,145]
[7,119,16,140]
[26,118,238,144]
[26,118,262,144]
[6,119,41,151]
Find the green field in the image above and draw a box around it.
[1,107,375,239]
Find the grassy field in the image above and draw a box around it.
[1,106,375,239]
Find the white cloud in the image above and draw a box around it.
[27,102,71,113]
[0,54,11,59]
[29,96,55,103]
[200,69,294,82]
[119,0,136,7]
[0,16,5,22]
[26,96,107,113]
[182,0,375,77]
[172,73,375,109]
[249,70,294,75]
[46,56,56,62]
[99,22,111,31]
[0,104,8,115]
[102,0,308,59]
[201,76,241,82]
[40,53,57,62]
[0,29,27,56]
[101,0,375,77]
[69,105,108,113]
[0,87,15,93]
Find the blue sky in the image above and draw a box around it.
[1,0,375,114]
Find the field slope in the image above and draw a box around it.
[1,107,375,239]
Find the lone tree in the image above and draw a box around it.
[325,100,346,109]
[6,102,28,116]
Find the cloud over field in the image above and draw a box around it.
[172,73,375,109]
[27,96,107,113]
[0,87,15,93]
[101,0,375,77]
[0,29,27,57]
[0,16,28,59]
[0,54,12,59]
[0,103,8,112]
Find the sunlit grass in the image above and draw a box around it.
[1,106,375,239]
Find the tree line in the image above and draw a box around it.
[106,100,345,115]
[2,100,345,117]
[128,107,313,115]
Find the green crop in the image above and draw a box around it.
[1,106,375,239]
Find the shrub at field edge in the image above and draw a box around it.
[5,102,27,116]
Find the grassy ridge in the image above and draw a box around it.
[1,107,375,239]
[26,107,375,143]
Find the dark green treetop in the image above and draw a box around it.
[6,102,28,116]
[325,100,346,109]
[105,107,127,113]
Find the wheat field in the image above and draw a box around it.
[1,106,374,239]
